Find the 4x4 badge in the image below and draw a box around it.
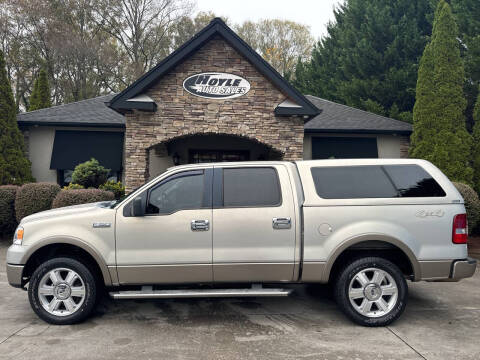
[415,210,445,218]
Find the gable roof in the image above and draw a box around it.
[305,95,413,134]
[17,94,125,128]
[108,18,319,117]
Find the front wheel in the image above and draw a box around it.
[334,257,408,327]
[28,257,97,325]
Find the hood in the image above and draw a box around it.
[20,201,112,225]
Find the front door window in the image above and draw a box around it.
[189,149,249,163]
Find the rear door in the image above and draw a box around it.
[212,164,297,282]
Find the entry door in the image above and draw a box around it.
[115,168,213,284]
[212,165,296,282]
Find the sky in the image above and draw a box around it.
[196,0,344,40]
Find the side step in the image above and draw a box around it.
[109,285,293,299]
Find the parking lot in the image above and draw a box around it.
[1,242,479,360]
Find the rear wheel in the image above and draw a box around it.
[28,257,97,325]
[334,257,407,327]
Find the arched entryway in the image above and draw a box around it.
[148,133,284,179]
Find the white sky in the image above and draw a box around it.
[195,0,344,40]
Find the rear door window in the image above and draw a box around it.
[223,167,281,207]
[311,165,445,199]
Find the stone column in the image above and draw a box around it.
[124,113,150,192]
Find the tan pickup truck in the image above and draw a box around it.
[6,159,477,326]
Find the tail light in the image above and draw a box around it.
[452,214,468,244]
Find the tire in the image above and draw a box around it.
[28,257,97,325]
[334,257,407,327]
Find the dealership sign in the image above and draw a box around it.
[183,72,250,99]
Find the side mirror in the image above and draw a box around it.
[132,196,145,217]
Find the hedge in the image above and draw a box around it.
[0,185,19,236]
[453,182,480,234]
[52,189,115,209]
[15,183,61,221]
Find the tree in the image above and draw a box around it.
[93,0,194,86]
[294,0,433,119]
[410,0,472,183]
[28,67,51,111]
[0,50,33,185]
[472,89,480,191]
[236,19,314,77]
[172,12,220,50]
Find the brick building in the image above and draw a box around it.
[17,18,412,191]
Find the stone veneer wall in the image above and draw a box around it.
[399,135,410,158]
[124,35,304,191]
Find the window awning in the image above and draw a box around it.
[50,130,124,171]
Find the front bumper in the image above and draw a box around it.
[6,264,24,288]
[450,257,477,281]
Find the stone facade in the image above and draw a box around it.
[399,135,410,158]
[124,35,304,191]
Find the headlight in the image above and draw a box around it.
[13,226,24,245]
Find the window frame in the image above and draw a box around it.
[310,164,446,200]
[214,166,283,209]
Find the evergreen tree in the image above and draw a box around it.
[472,89,480,191]
[293,0,432,119]
[29,68,51,111]
[410,0,472,183]
[0,50,34,185]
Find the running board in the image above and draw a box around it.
[109,285,293,299]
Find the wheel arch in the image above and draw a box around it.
[22,237,112,286]
[323,234,420,282]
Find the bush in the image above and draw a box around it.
[52,189,115,209]
[63,183,84,190]
[0,185,19,236]
[15,183,60,221]
[71,158,110,188]
[99,180,125,199]
[453,182,480,234]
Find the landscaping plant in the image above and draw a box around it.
[0,185,19,236]
[99,180,125,199]
[71,158,110,188]
[15,183,60,221]
[410,0,473,184]
[0,50,34,185]
[52,189,114,208]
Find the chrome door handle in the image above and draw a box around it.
[272,217,291,229]
[191,219,209,231]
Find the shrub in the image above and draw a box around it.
[0,185,19,236]
[453,182,480,234]
[63,183,84,190]
[71,158,110,188]
[15,183,60,221]
[52,189,115,209]
[99,180,125,199]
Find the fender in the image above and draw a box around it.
[321,233,421,282]
[21,236,113,286]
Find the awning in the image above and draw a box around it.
[50,130,124,171]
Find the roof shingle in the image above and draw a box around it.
[17,94,125,127]
[305,95,412,134]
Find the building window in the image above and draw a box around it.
[189,149,250,163]
[311,137,378,159]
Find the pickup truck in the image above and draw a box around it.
[6,159,477,326]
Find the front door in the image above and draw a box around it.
[212,165,297,282]
[189,149,250,163]
[115,167,213,284]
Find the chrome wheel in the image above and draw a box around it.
[38,268,86,317]
[348,267,398,318]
